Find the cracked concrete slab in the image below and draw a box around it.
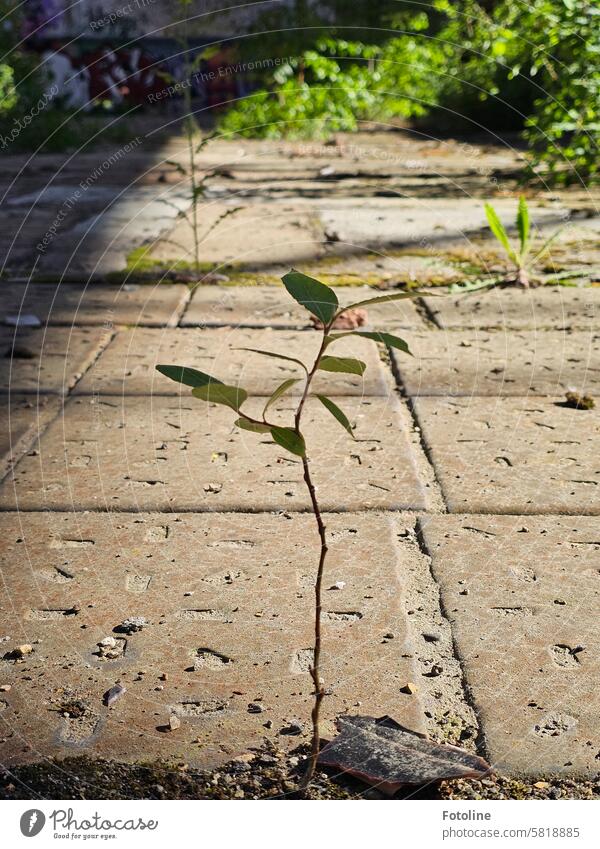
[0,326,112,395]
[424,287,600,331]
[74,327,393,396]
[392,329,600,396]
[0,395,60,479]
[0,511,424,768]
[182,285,423,329]
[414,396,600,514]
[1,283,189,328]
[1,395,428,512]
[419,514,600,776]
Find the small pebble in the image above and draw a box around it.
[423,632,441,643]
[168,715,181,731]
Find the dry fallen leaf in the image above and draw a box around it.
[318,715,490,794]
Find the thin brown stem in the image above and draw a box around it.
[294,324,331,794]
[298,453,327,794]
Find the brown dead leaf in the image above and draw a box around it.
[318,715,490,794]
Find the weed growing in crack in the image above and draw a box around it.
[452,196,568,294]
[155,269,417,793]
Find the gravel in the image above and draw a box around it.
[1,747,598,800]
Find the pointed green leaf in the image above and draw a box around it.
[263,378,301,416]
[530,227,564,265]
[316,395,355,438]
[270,426,306,457]
[156,365,222,388]
[282,269,339,325]
[235,347,308,373]
[192,383,247,411]
[329,331,412,356]
[485,203,518,263]
[448,278,499,295]
[318,356,366,376]
[516,195,530,258]
[235,418,271,433]
[337,290,419,312]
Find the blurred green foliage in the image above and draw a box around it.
[219,0,599,185]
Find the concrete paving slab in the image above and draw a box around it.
[36,187,192,277]
[419,515,600,776]
[318,198,569,251]
[424,287,600,331]
[182,285,423,329]
[0,395,427,512]
[1,283,189,328]
[150,201,325,269]
[392,329,600,396]
[74,328,393,396]
[0,511,425,768]
[414,396,600,514]
[0,395,60,479]
[0,326,112,395]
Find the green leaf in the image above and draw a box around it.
[235,418,271,433]
[156,365,222,388]
[329,330,411,356]
[263,378,300,416]
[282,269,339,325]
[270,426,306,457]
[484,203,518,264]
[318,356,366,376]
[235,347,308,373]
[448,278,499,295]
[337,290,419,312]
[316,395,355,438]
[192,383,247,411]
[516,195,530,258]
[530,227,564,265]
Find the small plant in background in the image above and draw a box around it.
[156,4,240,276]
[451,196,567,294]
[155,270,415,794]
[484,195,564,288]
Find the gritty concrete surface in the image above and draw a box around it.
[74,327,394,397]
[182,285,424,329]
[393,329,599,396]
[424,286,600,331]
[1,283,189,328]
[317,198,570,254]
[0,511,425,768]
[1,130,599,785]
[414,396,600,514]
[419,515,600,776]
[150,201,325,269]
[0,396,61,479]
[0,326,112,395]
[1,395,428,512]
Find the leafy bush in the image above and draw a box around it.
[434,0,599,184]
[219,1,599,183]
[219,21,446,139]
